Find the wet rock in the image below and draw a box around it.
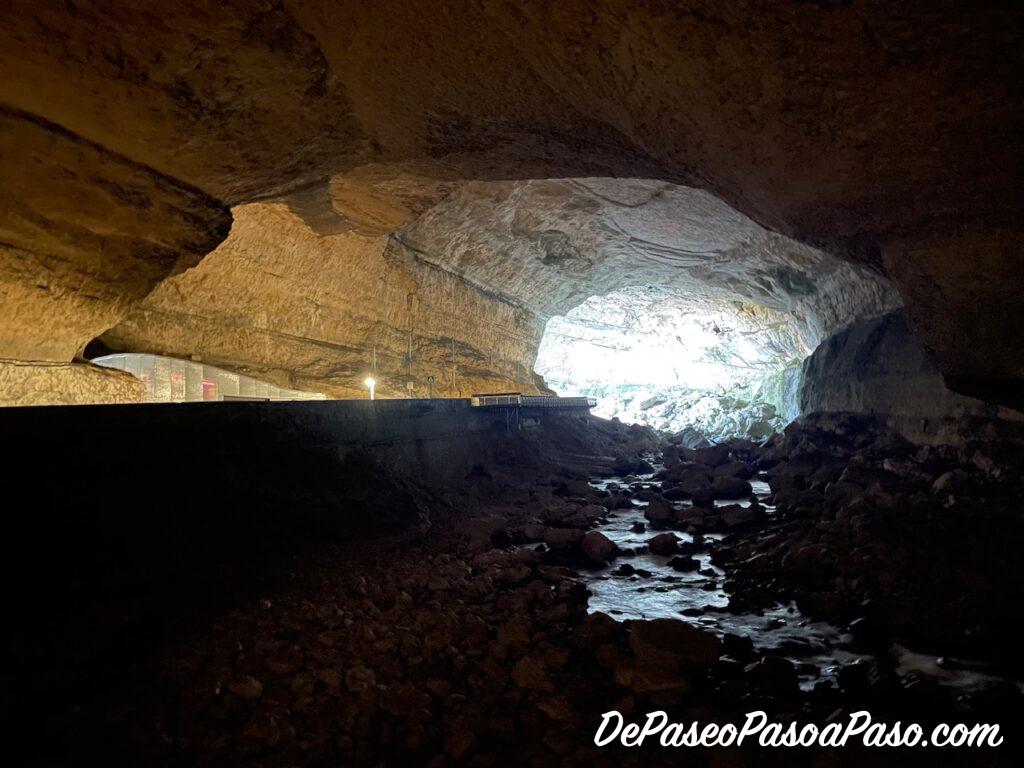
[554,478,594,499]
[624,619,722,693]
[646,532,679,556]
[605,494,635,510]
[581,531,618,565]
[972,450,1000,477]
[744,656,797,686]
[718,504,756,528]
[643,497,676,526]
[613,456,654,476]
[690,487,715,506]
[711,476,753,499]
[521,523,547,542]
[722,633,756,662]
[633,487,659,502]
[712,460,754,479]
[543,527,585,549]
[848,617,887,649]
[695,444,731,467]
[541,504,579,523]
[931,470,965,495]
[629,521,646,533]
[837,659,886,695]
[668,555,700,572]
[663,445,682,468]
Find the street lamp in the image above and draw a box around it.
[364,376,376,400]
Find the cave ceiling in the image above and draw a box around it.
[1,0,1021,402]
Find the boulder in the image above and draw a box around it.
[744,656,797,686]
[643,497,676,526]
[613,456,655,476]
[541,504,579,523]
[676,507,707,528]
[581,531,618,565]
[543,527,585,549]
[579,504,609,520]
[718,504,756,528]
[625,619,722,692]
[521,523,547,542]
[711,476,753,499]
[228,675,264,700]
[605,494,635,510]
[690,486,715,506]
[695,443,731,467]
[931,470,965,495]
[455,515,507,547]
[662,445,682,468]
[662,486,689,501]
[646,532,680,556]
[555,478,594,498]
[712,460,754,479]
[668,555,700,572]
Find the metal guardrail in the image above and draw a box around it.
[469,393,596,409]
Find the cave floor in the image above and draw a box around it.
[42,417,1024,766]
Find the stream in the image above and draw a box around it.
[576,472,1021,694]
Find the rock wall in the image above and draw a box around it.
[0,106,230,364]
[102,202,545,399]
[0,360,145,407]
[798,312,1020,440]
[1,2,1021,405]
[98,179,899,402]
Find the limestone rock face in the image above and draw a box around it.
[396,179,899,344]
[100,179,897,401]
[0,361,145,407]
[0,2,1021,402]
[101,203,544,399]
[799,312,1020,440]
[0,107,230,363]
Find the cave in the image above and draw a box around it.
[1,2,1023,765]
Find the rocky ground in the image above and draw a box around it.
[49,414,1024,766]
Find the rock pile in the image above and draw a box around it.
[717,413,1024,668]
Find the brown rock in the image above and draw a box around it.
[643,498,676,526]
[581,530,618,565]
[711,476,753,499]
[627,619,722,693]
[543,527,585,549]
[228,675,264,701]
[646,532,680,556]
[511,655,553,693]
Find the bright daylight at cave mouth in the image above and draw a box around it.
[535,286,808,445]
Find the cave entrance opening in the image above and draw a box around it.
[533,286,808,445]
